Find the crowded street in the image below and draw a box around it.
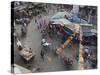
[11,1,97,73]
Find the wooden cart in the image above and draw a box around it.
[19,48,36,61]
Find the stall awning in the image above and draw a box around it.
[83,32,96,37]
[50,11,70,21]
[51,18,72,26]
[51,18,80,33]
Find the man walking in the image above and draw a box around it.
[40,50,45,61]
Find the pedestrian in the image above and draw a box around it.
[28,48,32,53]
[36,16,40,29]
[35,18,37,24]
[84,48,89,57]
[41,38,46,45]
[39,15,42,29]
[21,25,27,36]
[48,27,51,37]
[17,39,23,50]
[37,23,40,30]
[23,23,27,28]
[40,50,45,61]
[43,18,46,28]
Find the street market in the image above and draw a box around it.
[11,1,97,73]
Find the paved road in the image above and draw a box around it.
[14,9,79,73]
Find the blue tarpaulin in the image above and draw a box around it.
[68,11,88,24]
[83,32,96,37]
[63,27,74,35]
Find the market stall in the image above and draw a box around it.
[19,48,36,61]
[49,16,80,54]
